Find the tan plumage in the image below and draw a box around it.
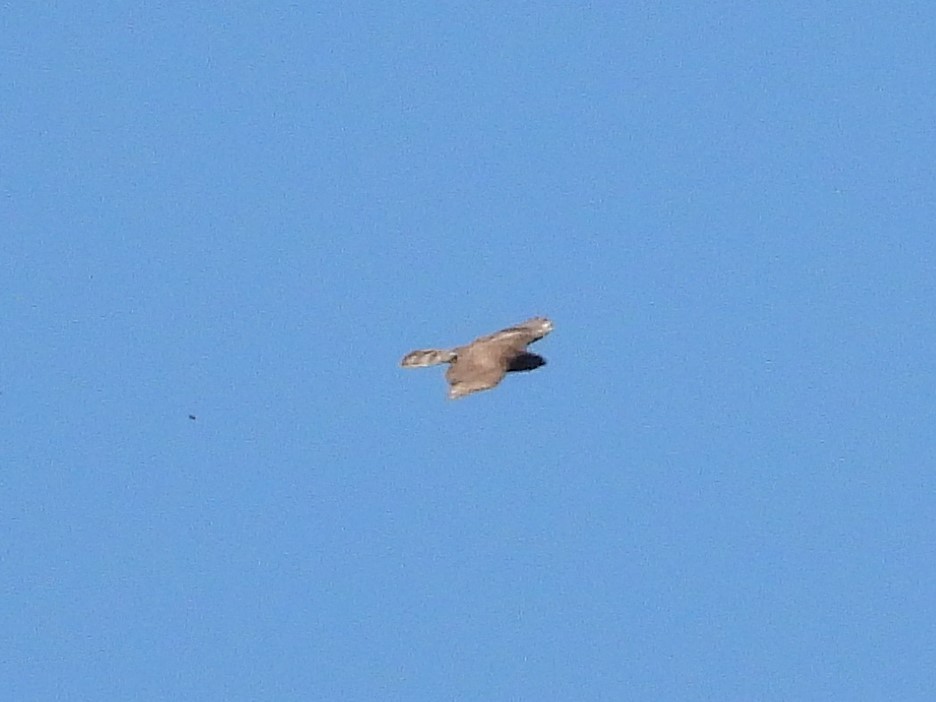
[400,317,554,399]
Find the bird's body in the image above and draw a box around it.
[401,317,553,399]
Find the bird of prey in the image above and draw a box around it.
[400,317,554,399]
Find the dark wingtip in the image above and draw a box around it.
[507,352,546,372]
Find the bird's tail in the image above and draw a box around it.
[400,348,456,367]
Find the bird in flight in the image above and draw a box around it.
[400,317,554,399]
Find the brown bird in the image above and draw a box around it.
[400,317,554,399]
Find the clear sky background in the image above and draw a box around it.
[3,3,935,700]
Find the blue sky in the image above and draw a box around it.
[3,2,935,699]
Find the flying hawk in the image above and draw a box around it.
[400,317,554,399]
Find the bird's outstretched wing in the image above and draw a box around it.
[444,317,553,399]
[468,317,554,354]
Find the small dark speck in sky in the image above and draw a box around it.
[188,414,196,420]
